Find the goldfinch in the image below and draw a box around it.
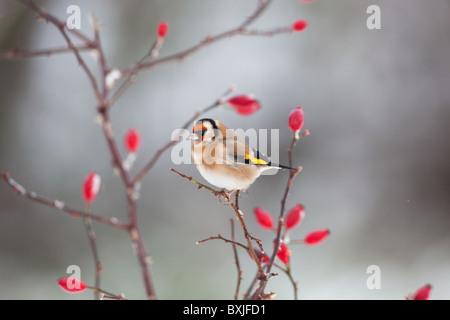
[188,118,296,191]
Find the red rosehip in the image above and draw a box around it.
[58,277,87,293]
[412,284,432,300]
[124,128,141,153]
[276,242,291,265]
[157,21,168,37]
[288,107,304,132]
[254,207,274,230]
[292,20,308,32]
[83,172,101,204]
[304,229,330,245]
[227,95,261,116]
[285,204,305,230]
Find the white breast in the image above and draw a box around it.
[196,164,249,190]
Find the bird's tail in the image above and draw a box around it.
[274,163,299,171]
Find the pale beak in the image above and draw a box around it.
[187,133,199,141]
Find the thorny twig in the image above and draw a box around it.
[0,44,94,59]
[275,263,298,300]
[83,204,103,300]
[84,285,126,300]
[196,233,248,251]
[230,219,243,300]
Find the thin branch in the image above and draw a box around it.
[196,233,248,251]
[2,172,129,230]
[267,170,300,268]
[248,233,265,255]
[286,269,299,300]
[90,13,110,103]
[244,274,259,299]
[109,38,162,107]
[273,263,298,300]
[17,0,92,43]
[83,204,103,300]
[100,294,127,300]
[98,112,132,187]
[170,168,220,196]
[240,0,272,28]
[230,219,243,300]
[17,0,90,43]
[85,285,126,300]
[127,197,157,299]
[57,25,102,103]
[224,196,266,279]
[17,0,102,103]
[0,44,93,59]
[83,217,102,300]
[243,27,293,37]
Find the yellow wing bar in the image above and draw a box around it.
[245,153,269,165]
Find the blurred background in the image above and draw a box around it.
[0,0,449,300]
